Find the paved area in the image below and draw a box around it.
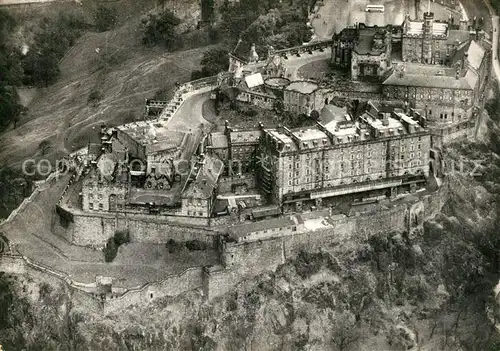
[283,49,332,80]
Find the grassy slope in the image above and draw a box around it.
[0,0,214,168]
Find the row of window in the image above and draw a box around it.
[186,211,206,217]
[89,203,103,210]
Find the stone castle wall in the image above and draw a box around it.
[103,267,204,314]
[206,189,447,300]
[54,207,220,248]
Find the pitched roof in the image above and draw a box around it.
[466,40,485,70]
[245,73,264,88]
[182,155,224,199]
[251,205,282,219]
[382,62,477,90]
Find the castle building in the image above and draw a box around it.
[383,39,489,128]
[257,102,431,210]
[205,121,263,175]
[332,24,394,81]
[180,155,224,218]
[402,12,476,65]
[283,81,320,115]
[82,153,130,212]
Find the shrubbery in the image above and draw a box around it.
[191,48,229,80]
[0,9,22,131]
[22,14,88,87]
[103,230,130,262]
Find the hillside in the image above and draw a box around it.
[0,0,213,168]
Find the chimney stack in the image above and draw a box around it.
[462,52,468,70]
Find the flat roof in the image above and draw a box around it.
[405,19,448,36]
[228,216,298,238]
[292,128,328,142]
[286,81,319,94]
[209,132,228,149]
[117,121,186,150]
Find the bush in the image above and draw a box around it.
[94,5,117,32]
[103,237,118,262]
[103,230,130,262]
[185,240,208,251]
[166,239,180,253]
[88,89,103,105]
[114,230,130,246]
[293,250,338,279]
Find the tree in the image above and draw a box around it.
[142,10,182,49]
[200,48,229,75]
[331,311,363,351]
[94,5,117,32]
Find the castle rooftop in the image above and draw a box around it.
[286,81,319,94]
[227,215,301,239]
[116,121,186,155]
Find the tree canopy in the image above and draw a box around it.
[142,10,182,49]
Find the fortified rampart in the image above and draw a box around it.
[205,186,448,299]
[1,176,448,311]
[54,206,221,248]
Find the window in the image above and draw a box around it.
[288,180,292,185]
[292,226,297,232]
[289,164,292,169]
[99,203,103,210]
[89,203,94,210]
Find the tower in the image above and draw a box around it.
[249,44,259,63]
[422,10,434,64]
